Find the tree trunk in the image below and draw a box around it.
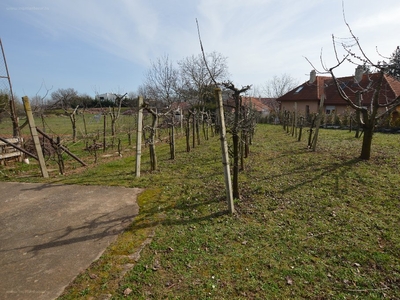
[298,117,303,142]
[240,130,245,170]
[149,113,158,171]
[355,97,362,138]
[67,105,79,143]
[82,113,88,136]
[244,130,249,158]
[192,112,196,148]
[111,118,117,137]
[282,110,286,130]
[291,111,295,137]
[359,125,373,160]
[186,113,190,152]
[232,94,241,199]
[232,132,239,199]
[196,116,201,145]
[70,113,77,143]
[170,124,175,160]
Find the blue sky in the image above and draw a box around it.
[1,0,399,99]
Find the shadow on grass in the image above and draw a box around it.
[130,195,228,233]
[277,158,362,194]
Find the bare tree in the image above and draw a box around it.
[310,8,400,160]
[0,39,19,137]
[195,18,254,204]
[50,88,78,110]
[0,90,8,121]
[141,101,172,171]
[31,80,53,116]
[109,93,127,137]
[139,55,180,166]
[223,82,252,199]
[179,52,229,107]
[263,74,298,119]
[379,46,400,80]
[142,54,179,106]
[263,73,299,98]
[178,52,229,151]
[50,88,80,142]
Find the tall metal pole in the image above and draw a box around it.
[0,38,19,137]
[215,88,234,214]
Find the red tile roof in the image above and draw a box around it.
[278,72,400,106]
[241,97,272,113]
[277,76,330,102]
[324,73,400,106]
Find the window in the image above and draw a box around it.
[294,86,304,94]
[325,106,335,115]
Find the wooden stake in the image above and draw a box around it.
[22,96,49,178]
[215,88,234,214]
[135,96,143,177]
[312,94,325,151]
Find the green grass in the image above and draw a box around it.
[1,122,400,299]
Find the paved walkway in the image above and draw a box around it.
[0,182,141,300]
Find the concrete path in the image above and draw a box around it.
[0,182,141,300]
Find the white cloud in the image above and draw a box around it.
[2,0,400,96]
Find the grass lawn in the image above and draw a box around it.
[1,122,399,299]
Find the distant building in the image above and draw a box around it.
[95,93,117,102]
[95,93,128,102]
[278,70,400,118]
[241,97,274,117]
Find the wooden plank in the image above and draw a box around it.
[0,138,22,146]
[0,136,38,160]
[0,152,22,159]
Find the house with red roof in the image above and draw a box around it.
[241,97,273,117]
[277,70,400,120]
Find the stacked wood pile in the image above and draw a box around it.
[0,138,24,165]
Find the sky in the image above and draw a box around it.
[0,0,399,100]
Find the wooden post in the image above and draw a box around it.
[298,116,304,142]
[22,96,49,178]
[215,88,234,214]
[179,107,183,133]
[170,123,175,160]
[312,94,325,151]
[103,114,107,152]
[135,96,143,177]
[192,111,196,149]
[294,102,298,138]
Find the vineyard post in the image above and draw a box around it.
[215,88,234,214]
[135,96,143,177]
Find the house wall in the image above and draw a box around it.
[280,101,319,116]
[331,105,390,116]
[332,105,350,115]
